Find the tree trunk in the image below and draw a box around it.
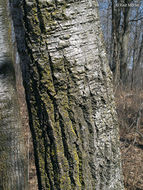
[120,0,131,83]
[111,0,121,85]
[10,0,124,189]
[111,0,131,85]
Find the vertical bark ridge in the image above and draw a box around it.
[62,57,85,189]
[35,0,46,34]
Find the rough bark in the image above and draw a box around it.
[10,0,124,189]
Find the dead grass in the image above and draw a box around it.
[115,87,143,190]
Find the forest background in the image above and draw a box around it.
[98,0,143,189]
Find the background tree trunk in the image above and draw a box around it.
[10,0,124,189]
[111,0,121,85]
[120,0,131,83]
[111,0,131,85]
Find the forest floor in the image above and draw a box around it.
[116,88,143,190]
